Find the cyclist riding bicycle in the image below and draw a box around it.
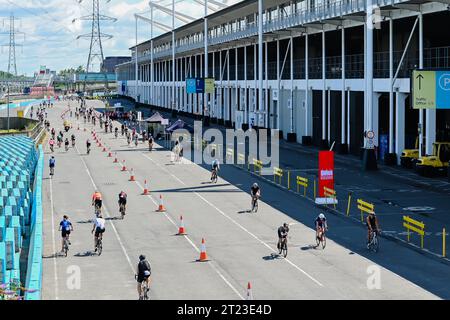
[49,156,56,175]
[315,213,328,241]
[121,124,125,136]
[64,138,70,150]
[136,255,152,299]
[148,135,154,151]
[91,214,106,252]
[277,223,289,250]
[86,139,91,154]
[118,191,127,211]
[58,215,73,252]
[92,191,103,214]
[251,183,261,200]
[366,211,381,247]
[211,159,220,181]
[49,138,55,152]
[115,127,119,137]
[71,134,76,146]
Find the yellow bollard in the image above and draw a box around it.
[346,192,352,216]
[443,228,446,258]
[314,180,316,199]
[287,171,290,190]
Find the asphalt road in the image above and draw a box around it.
[40,100,447,300]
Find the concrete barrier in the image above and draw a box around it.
[24,145,43,300]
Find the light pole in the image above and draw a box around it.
[7,79,10,131]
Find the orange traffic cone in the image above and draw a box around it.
[121,160,127,171]
[129,168,135,181]
[177,216,186,235]
[157,195,166,212]
[246,282,253,300]
[142,180,149,195]
[198,238,208,262]
[114,153,118,163]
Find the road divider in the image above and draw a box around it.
[273,167,283,184]
[357,199,374,222]
[403,216,425,248]
[323,187,337,209]
[296,176,308,196]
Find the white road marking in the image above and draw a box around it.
[141,153,324,287]
[74,145,136,275]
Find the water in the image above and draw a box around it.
[0,98,55,111]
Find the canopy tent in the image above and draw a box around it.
[144,112,167,124]
[165,119,194,134]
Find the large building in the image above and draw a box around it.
[116,0,450,164]
[102,56,131,74]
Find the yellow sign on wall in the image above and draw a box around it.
[204,78,215,94]
[413,70,436,109]
[17,110,24,118]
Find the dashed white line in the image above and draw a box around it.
[49,175,59,300]
[141,153,324,287]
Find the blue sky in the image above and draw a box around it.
[0,0,239,76]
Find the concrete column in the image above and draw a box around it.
[321,29,327,147]
[194,55,197,114]
[341,26,346,147]
[219,50,223,120]
[212,51,215,118]
[389,18,394,154]
[244,45,248,125]
[277,39,280,131]
[395,90,407,164]
[373,93,381,147]
[227,48,230,121]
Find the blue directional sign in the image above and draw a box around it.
[436,71,450,109]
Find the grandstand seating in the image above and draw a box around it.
[0,136,38,298]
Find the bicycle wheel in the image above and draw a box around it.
[282,242,288,258]
[372,234,379,252]
[64,241,69,257]
[315,234,320,247]
[97,239,103,256]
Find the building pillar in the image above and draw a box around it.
[395,90,407,165]
[321,29,327,149]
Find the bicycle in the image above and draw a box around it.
[95,236,103,256]
[119,203,126,220]
[135,275,150,300]
[211,169,218,183]
[316,228,327,249]
[367,229,380,252]
[63,237,70,257]
[251,196,259,213]
[278,237,288,257]
[50,166,55,177]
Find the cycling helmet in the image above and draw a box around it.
[369,211,376,216]
[139,255,146,261]
[319,213,325,219]
[283,223,288,228]
[253,183,258,188]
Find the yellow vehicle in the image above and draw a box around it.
[400,137,419,168]
[415,142,450,176]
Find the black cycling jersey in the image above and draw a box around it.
[315,217,327,227]
[138,260,151,278]
[367,215,377,229]
[278,226,289,238]
[251,186,260,196]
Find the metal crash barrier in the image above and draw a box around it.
[296,176,308,196]
[273,167,283,184]
[323,186,337,209]
[403,216,425,249]
[357,199,374,222]
[253,159,263,175]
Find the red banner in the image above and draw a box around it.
[318,151,335,197]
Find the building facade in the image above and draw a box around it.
[116,0,450,163]
[102,57,131,74]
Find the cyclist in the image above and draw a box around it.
[121,124,125,136]
[127,132,131,146]
[64,138,70,151]
[91,190,103,215]
[49,156,56,176]
[134,133,139,147]
[136,255,152,299]
[51,128,56,139]
[91,214,106,252]
[118,190,127,214]
[148,135,154,151]
[211,159,220,181]
[277,223,289,250]
[86,139,92,154]
[250,183,261,209]
[315,213,328,242]
[49,138,55,153]
[115,127,119,138]
[366,211,381,247]
[58,215,73,253]
[71,134,76,147]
